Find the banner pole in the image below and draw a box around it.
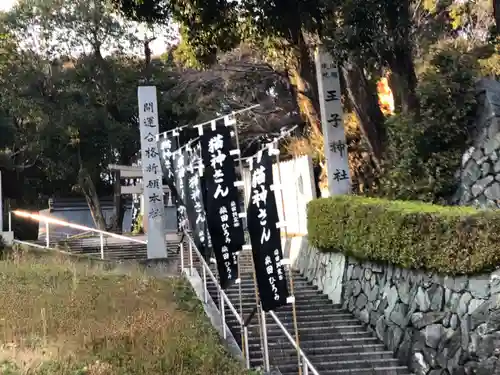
[274,147,302,375]
[232,121,267,369]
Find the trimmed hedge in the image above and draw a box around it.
[307,196,500,275]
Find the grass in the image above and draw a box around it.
[0,247,250,375]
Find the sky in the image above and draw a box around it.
[0,0,15,11]
[0,0,172,56]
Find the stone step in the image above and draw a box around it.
[277,363,411,375]
[268,311,354,322]
[209,292,331,305]
[276,358,405,373]
[236,276,312,285]
[223,309,351,324]
[249,336,381,349]
[248,335,378,353]
[244,325,373,342]
[214,301,342,314]
[265,351,397,366]
[269,326,369,339]
[215,283,321,293]
[227,317,364,331]
[280,343,388,357]
[273,330,374,342]
[208,283,320,297]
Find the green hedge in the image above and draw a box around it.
[307,196,500,275]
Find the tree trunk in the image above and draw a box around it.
[287,31,322,136]
[495,0,500,34]
[110,169,124,233]
[340,58,386,164]
[387,49,419,114]
[384,0,419,114]
[288,68,321,136]
[78,167,107,230]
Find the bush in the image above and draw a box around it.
[377,45,479,203]
[307,195,500,275]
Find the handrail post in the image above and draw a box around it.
[261,308,270,372]
[220,288,226,339]
[99,233,104,260]
[188,238,193,276]
[202,265,207,303]
[45,221,49,248]
[184,232,261,371]
[8,211,11,232]
[180,241,184,272]
[244,326,250,369]
[303,357,309,375]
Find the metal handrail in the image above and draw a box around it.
[11,210,147,245]
[65,231,96,240]
[185,233,243,323]
[182,232,250,368]
[268,311,320,375]
[10,210,147,260]
[183,231,319,375]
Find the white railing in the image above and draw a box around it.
[9,210,146,259]
[182,231,320,375]
[182,232,251,369]
[268,311,320,375]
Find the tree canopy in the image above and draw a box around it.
[1,0,500,238]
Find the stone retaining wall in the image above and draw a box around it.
[453,78,500,208]
[343,257,500,374]
[296,241,500,375]
[292,236,345,304]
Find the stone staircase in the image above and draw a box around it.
[34,235,180,260]
[189,249,413,375]
[29,234,413,375]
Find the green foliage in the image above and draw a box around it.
[478,48,500,78]
[112,0,242,65]
[377,45,479,203]
[0,361,20,375]
[307,195,500,275]
[113,0,324,67]
[132,213,144,234]
[0,0,200,218]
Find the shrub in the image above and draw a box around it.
[307,195,500,275]
[377,44,479,203]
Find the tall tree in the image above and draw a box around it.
[495,0,500,34]
[0,0,182,230]
[113,0,325,137]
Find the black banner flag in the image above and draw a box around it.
[158,134,185,230]
[158,135,176,188]
[200,124,244,289]
[247,149,289,312]
[185,144,213,259]
[172,148,189,231]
